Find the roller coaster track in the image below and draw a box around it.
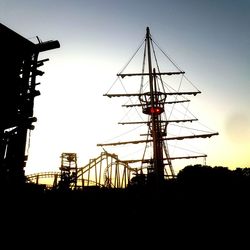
[26,151,138,189]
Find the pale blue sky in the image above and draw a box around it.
[1,0,249,174]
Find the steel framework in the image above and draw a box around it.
[26,151,137,189]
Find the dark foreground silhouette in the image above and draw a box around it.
[2,165,249,237]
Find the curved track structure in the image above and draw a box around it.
[26,151,138,189]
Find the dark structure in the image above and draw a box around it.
[0,23,60,189]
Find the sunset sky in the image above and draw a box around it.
[1,0,249,175]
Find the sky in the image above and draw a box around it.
[1,0,249,175]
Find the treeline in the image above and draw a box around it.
[168,164,250,204]
[130,164,250,192]
[176,164,250,187]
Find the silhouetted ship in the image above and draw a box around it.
[97,27,218,187]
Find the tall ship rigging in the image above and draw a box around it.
[97,27,218,186]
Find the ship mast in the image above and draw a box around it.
[97,27,219,187]
[145,27,164,184]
